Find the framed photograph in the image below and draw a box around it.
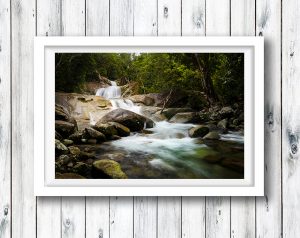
[34,37,264,196]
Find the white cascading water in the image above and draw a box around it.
[96,80,141,114]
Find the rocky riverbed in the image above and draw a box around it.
[55,80,244,179]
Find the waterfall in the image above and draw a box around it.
[95,80,141,114]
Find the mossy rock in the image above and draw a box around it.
[92,159,128,179]
[203,131,220,140]
[108,122,130,137]
[68,146,81,156]
[55,139,69,155]
[188,125,209,138]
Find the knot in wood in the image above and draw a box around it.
[291,143,298,155]
[65,218,71,227]
[164,6,168,18]
[3,206,8,216]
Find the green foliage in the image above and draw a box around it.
[55,52,244,105]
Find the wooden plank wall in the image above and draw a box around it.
[0,0,293,237]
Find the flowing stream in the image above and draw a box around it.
[91,80,244,179]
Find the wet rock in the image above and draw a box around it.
[111,135,121,140]
[56,173,86,179]
[169,112,198,123]
[68,146,81,156]
[217,118,228,130]
[55,120,76,137]
[69,130,84,143]
[79,151,96,160]
[93,122,118,138]
[83,127,106,142]
[162,108,194,120]
[203,131,220,140]
[55,104,69,121]
[219,106,234,119]
[56,154,71,165]
[55,130,63,140]
[221,158,244,173]
[72,162,91,177]
[55,139,69,155]
[92,159,128,179]
[188,125,209,138]
[63,139,73,146]
[108,122,130,137]
[98,108,154,131]
[128,94,155,106]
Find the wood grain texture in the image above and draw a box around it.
[62,0,85,36]
[134,197,157,238]
[157,0,181,35]
[86,0,109,36]
[61,197,85,238]
[205,1,231,237]
[110,197,133,238]
[133,0,157,36]
[282,0,300,237]
[36,1,62,237]
[0,0,11,237]
[86,197,110,238]
[110,0,134,36]
[11,0,36,237]
[157,197,181,238]
[182,197,205,238]
[182,0,205,36]
[256,0,282,237]
[230,1,256,237]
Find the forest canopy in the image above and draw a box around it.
[55,52,244,104]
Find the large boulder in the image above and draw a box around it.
[188,125,210,138]
[83,127,106,142]
[55,139,69,155]
[169,112,198,123]
[108,122,130,137]
[161,108,194,120]
[203,131,220,140]
[93,122,118,138]
[217,118,228,130]
[68,131,84,143]
[55,104,69,121]
[92,159,128,179]
[97,108,154,132]
[55,120,76,137]
[128,95,155,106]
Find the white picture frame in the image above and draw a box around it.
[34,36,264,196]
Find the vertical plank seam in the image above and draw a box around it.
[280,0,283,236]
[35,0,38,236]
[132,197,134,238]
[255,2,258,238]
[10,0,13,236]
[109,196,111,238]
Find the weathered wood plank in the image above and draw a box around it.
[157,197,181,238]
[134,197,157,238]
[60,1,86,238]
[0,0,11,237]
[134,0,157,36]
[157,0,181,35]
[206,0,230,36]
[205,1,231,237]
[230,1,256,237]
[181,1,206,237]
[110,197,134,238]
[256,0,282,237]
[110,0,134,36]
[133,2,158,238]
[11,0,36,237]
[182,197,205,238]
[86,0,109,36]
[86,197,109,238]
[282,0,300,237]
[61,0,85,36]
[182,0,205,36]
[62,197,85,238]
[36,1,62,237]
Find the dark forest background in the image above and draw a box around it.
[55,53,244,105]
